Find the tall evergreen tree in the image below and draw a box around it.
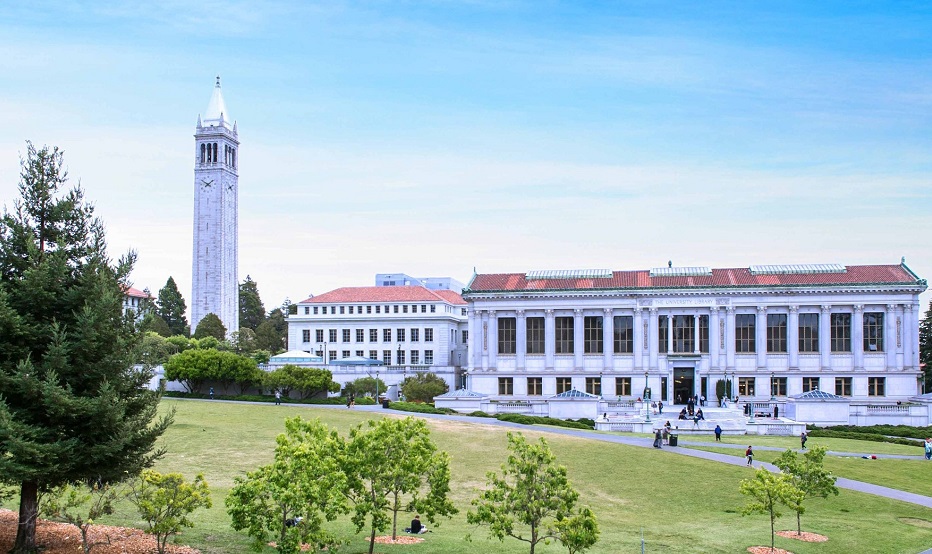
[0,143,172,553]
[920,301,932,393]
[239,275,265,331]
[194,312,227,341]
[156,276,188,336]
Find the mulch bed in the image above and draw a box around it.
[0,509,199,554]
[373,535,425,545]
[776,530,828,542]
[747,548,794,554]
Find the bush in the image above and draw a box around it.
[806,429,923,448]
[811,424,932,441]
[399,372,449,402]
[468,411,494,418]
[161,391,375,405]
[388,401,456,415]
[494,414,594,430]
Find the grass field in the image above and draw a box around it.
[93,400,932,553]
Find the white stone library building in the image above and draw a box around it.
[285,285,469,393]
[460,263,927,414]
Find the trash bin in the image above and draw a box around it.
[382,399,390,409]
[668,434,678,447]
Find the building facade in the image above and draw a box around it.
[287,285,470,389]
[122,286,152,321]
[191,76,239,335]
[463,263,926,406]
[375,273,466,292]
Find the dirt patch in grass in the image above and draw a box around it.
[0,508,198,554]
[898,517,932,528]
[776,530,828,542]
[373,535,425,545]
[747,547,794,554]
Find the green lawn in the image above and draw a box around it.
[89,400,932,553]
[677,433,924,456]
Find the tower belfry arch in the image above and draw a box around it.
[191,76,239,335]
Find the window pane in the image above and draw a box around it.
[735,314,756,353]
[526,317,545,354]
[498,317,516,354]
[830,313,851,352]
[672,315,694,353]
[863,312,884,352]
[767,314,787,353]
[555,317,574,354]
[584,316,603,354]
[613,316,633,353]
[585,377,601,396]
[527,377,542,396]
[658,315,668,353]
[615,377,631,396]
[799,313,819,353]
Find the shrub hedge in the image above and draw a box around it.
[162,391,375,405]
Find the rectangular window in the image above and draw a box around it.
[830,313,851,352]
[421,305,427,313]
[462,308,467,316]
[658,315,668,352]
[411,350,420,364]
[771,377,787,397]
[555,316,574,354]
[349,306,354,314]
[383,328,391,342]
[556,377,572,394]
[738,377,755,396]
[864,312,884,352]
[430,305,436,313]
[411,328,420,342]
[424,350,434,364]
[527,377,542,396]
[403,305,408,314]
[394,305,399,313]
[376,306,381,314]
[355,350,364,357]
[340,306,345,314]
[799,313,819,353]
[342,329,350,342]
[383,350,391,365]
[397,328,406,342]
[342,350,350,358]
[425,328,434,342]
[699,315,709,353]
[313,306,319,315]
[498,377,514,395]
[527,317,545,354]
[585,377,601,396]
[498,317,516,354]
[302,330,310,343]
[304,306,310,315]
[365,306,371,314]
[315,329,324,342]
[329,329,337,342]
[868,377,885,396]
[615,377,632,396]
[802,377,820,393]
[356,329,364,342]
[369,350,377,360]
[835,377,852,396]
[672,315,694,353]
[613,316,633,353]
[767,314,787,353]
[463,330,468,344]
[584,316,603,354]
[397,349,405,365]
[329,350,336,361]
[369,329,378,342]
[735,314,756,353]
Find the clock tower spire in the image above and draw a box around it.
[191,75,239,336]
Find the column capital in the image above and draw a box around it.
[488,310,496,316]
[886,304,897,311]
[649,307,659,315]
[821,304,832,312]
[574,308,584,315]
[545,309,555,317]
[634,307,642,315]
[516,309,525,317]
[904,304,913,313]
[853,304,863,313]
[725,305,735,313]
[757,306,767,314]
[603,307,613,315]
[789,305,798,313]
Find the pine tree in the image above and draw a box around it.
[156,276,188,336]
[238,275,265,331]
[194,312,227,340]
[920,301,932,392]
[0,143,172,553]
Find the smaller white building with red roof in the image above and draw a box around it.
[123,286,152,321]
[287,285,469,392]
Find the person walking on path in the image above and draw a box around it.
[653,429,663,448]
[275,390,281,405]
[801,432,808,449]
[209,387,214,400]
[924,438,931,460]
[745,445,754,466]
[714,424,722,442]
[658,401,663,414]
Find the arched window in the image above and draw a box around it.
[213,143,218,163]
[206,143,211,163]
[200,143,206,164]
[231,149,235,168]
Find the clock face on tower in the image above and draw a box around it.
[200,178,214,188]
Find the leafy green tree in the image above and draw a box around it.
[739,468,802,552]
[255,319,285,353]
[42,480,127,554]
[467,432,598,554]
[346,417,457,553]
[194,312,227,340]
[773,446,839,535]
[166,335,194,352]
[164,348,216,393]
[156,276,188,337]
[226,417,349,554]
[0,142,173,553]
[136,331,178,368]
[400,372,450,402]
[129,470,212,554]
[252,349,272,365]
[140,312,172,337]
[230,328,257,355]
[920,300,932,392]
[344,376,387,398]
[239,275,266,331]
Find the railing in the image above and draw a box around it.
[604,400,637,408]
[600,422,635,432]
[865,404,909,414]
[496,402,534,414]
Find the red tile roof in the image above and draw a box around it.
[301,286,466,305]
[467,264,923,293]
[123,286,151,298]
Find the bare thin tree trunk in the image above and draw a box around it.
[12,481,39,554]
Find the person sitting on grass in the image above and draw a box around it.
[408,515,428,534]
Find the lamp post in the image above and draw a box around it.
[770,371,776,401]
[644,371,651,423]
[319,342,328,365]
[599,371,604,399]
[376,369,380,403]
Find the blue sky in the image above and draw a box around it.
[1,2,930,312]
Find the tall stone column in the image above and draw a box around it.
[516,310,527,371]
[756,306,767,369]
[853,305,864,371]
[648,308,659,370]
[788,306,799,370]
[467,309,478,370]
[693,314,701,354]
[820,305,832,370]
[725,306,736,371]
[602,308,614,371]
[709,308,720,371]
[488,310,498,370]
[634,308,644,371]
[545,309,555,370]
[666,313,673,354]
[885,304,896,370]
[573,309,584,371]
[905,303,917,370]
[480,310,489,371]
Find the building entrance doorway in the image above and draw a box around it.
[673,367,695,404]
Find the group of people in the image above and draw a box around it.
[677,407,704,423]
[925,437,931,461]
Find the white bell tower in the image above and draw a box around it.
[191,76,239,335]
